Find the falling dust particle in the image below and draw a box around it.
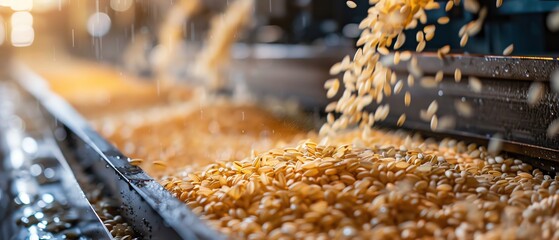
[548,10,559,32]
[551,70,559,93]
[547,118,559,138]
[455,100,473,118]
[420,77,438,88]
[437,115,456,131]
[469,76,482,93]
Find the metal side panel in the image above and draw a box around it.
[381,53,559,161]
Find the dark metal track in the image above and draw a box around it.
[13,65,223,240]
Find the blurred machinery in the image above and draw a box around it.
[55,0,559,59]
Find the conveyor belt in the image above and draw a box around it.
[9,52,559,238]
[13,64,223,239]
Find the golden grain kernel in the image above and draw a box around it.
[496,0,503,7]
[476,186,488,194]
[406,74,415,87]
[128,158,144,166]
[454,68,462,82]
[378,47,390,55]
[430,115,438,131]
[404,91,411,107]
[397,114,406,127]
[153,160,168,169]
[416,41,426,52]
[400,51,412,61]
[445,1,454,11]
[503,44,514,56]
[437,16,450,24]
[395,33,406,50]
[427,100,438,117]
[437,184,452,192]
[432,72,443,84]
[303,169,320,177]
[416,31,424,43]
[460,34,469,47]
[346,1,357,8]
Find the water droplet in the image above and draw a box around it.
[503,64,511,73]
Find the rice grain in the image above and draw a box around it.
[454,69,462,82]
[527,82,545,107]
[445,1,454,11]
[415,41,427,52]
[397,114,406,127]
[496,0,503,7]
[430,115,438,131]
[427,100,438,117]
[437,17,450,24]
[503,44,514,56]
[394,80,404,94]
[469,76,482,93]
[346,1,357,8]
[394,33,406,50]
[407,74,415,87]
[435,70,444,82]
[404,91,411,107]
[460,34,469,47]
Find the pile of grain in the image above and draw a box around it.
[167,129,559,239]
[94,99,307,177]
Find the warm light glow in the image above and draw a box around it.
[87,12,111,37]
[11,25,34,47]
[110,0,133,12]
[0,0,10,7]
[33,0,62,12]
[11,11,33,27]
[0,17,4,46]
[11,0,33,11]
